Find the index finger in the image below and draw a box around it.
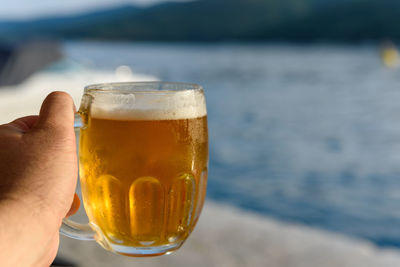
[8,116,39,133]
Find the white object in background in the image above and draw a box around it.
[0,68,157,124]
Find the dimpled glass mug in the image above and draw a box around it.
[61,82,208,257]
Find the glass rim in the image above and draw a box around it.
[84,81,204,94]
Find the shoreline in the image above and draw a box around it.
[58,201,400,267]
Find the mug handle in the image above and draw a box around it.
[59,113,95,241]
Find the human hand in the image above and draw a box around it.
[0,92,80,267]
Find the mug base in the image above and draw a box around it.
[108,242,183,257]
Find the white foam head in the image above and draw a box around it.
[86,89,207,120]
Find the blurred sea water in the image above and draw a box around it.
[65,41,400,248]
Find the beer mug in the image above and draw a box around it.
[61,82,208,257]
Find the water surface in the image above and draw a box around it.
[65,41,400,248]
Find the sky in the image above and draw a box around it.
[0,0,191,20]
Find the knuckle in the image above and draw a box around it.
[28,127,75,152]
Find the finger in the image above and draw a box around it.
[8,115,39,133]
[35,92,75,132]
[66,193,80,217]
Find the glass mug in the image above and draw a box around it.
[61,82,208,257]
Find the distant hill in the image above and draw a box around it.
[1,0,400,42]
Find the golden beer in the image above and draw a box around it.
[76,84,208,256]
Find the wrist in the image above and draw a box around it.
[1,182,64,226]
[0,197,59,265]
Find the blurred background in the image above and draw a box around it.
[2,0,400,266]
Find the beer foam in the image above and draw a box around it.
[88,90,207,120]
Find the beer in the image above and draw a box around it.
[78,89,208,256]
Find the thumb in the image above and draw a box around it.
[35,92,75,132]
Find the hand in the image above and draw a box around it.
[0,92,80,267]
